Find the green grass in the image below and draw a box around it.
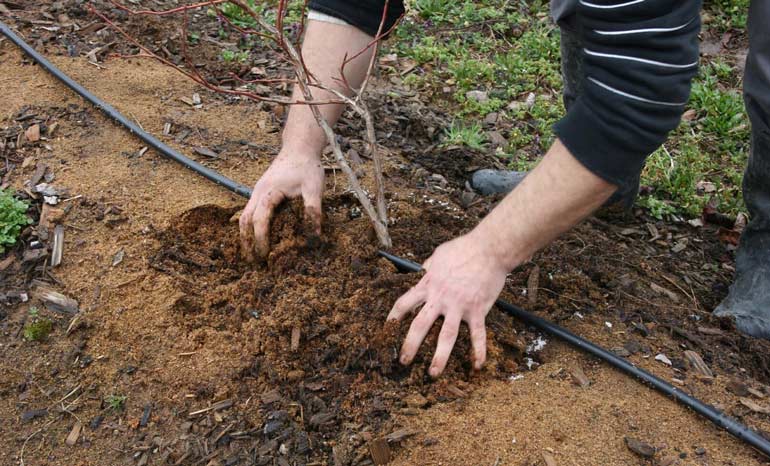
[704,0,750,31]
[640,60,749,218]
[0,188,31,254]
[387,0,750,219]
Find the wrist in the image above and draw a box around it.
[277,142,322,163]
[465,223,527,274]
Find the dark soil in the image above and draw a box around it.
[148,199,529,464]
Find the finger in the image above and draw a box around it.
[302,186,323,237]
[429,312,461,378]
[422,255,433,271]
[468,317,488,370]
[399,302,439,366]
[239,199,258,262]
[302,194,322,236]
[387,284,427,322]
[251,189,285,261]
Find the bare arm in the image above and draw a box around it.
[239,19,375,261]
[388,139,616,377]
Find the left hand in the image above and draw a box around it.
[387,232,509,378]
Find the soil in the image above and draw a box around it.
[3,3,770,466]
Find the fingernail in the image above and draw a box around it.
[400,354,409,365]
[429,366,439,378]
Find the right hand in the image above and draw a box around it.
[239,150,325,262]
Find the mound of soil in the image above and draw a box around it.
[149,199,534,463]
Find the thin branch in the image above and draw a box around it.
[94,0,393,247]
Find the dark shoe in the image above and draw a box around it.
[470,169,527,195]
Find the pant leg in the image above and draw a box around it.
[742,0,770,236]
[713,0,770,338]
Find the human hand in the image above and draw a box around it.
[387,232,509,378]
[239,150,324,262]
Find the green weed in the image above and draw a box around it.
[22,307,53,342]
[0,188,31,254]
[221,49,250,63]
[106,394,127,411]
[442,121,487,150]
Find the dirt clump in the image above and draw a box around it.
[149,200,531,463]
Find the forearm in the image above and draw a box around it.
[282,19,375,155]
[471,139,616,271]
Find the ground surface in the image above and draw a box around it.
[2,1,770,466]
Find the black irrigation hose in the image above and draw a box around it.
[4,16,770,460]
[0,20,253,199]
[377,250,770,459]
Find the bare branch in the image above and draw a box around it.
[93,0,394,248]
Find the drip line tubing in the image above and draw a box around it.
[4,18,769,459]
[0,20,253,199]
[377,250,770,459]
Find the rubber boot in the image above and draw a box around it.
[713,0,770,340]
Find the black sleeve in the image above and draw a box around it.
[553,0,702,190]
[308,0,405,37]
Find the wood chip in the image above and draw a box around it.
[112,249,124,267]
[260,389,281,404]
[47,122,59,137]
[40,204,65,230]
[727,380,750,397]
[290,326,301,352]
[309,411,335,427]
[163,122,172,135]
[25,124,40,142]
[748,387,766,399]
[369,438,391,465]
[697,326,724,336]
[29,163,47,187]
[446,384,466,398]
[650,282,679,302]
[683,350,713,378]
[0,255,16,271]
[194,147,220,159]
[655,353,672,366]
[188,398,233,417]
[33,285,79,314]
[527,264,540,306]
[569,365,590,388]
[385,429,418,443]
[739,397,770,415]
[50,224,64,267]
[542,452,558,466]
[65,421,82,446]
[625,437,655,458]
